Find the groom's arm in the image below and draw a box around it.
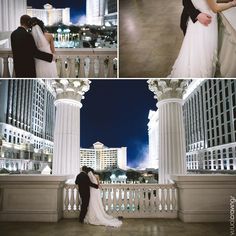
[89,181,99,189]
[183,0,201,23]
[89,180,99,189]
[28,34,53,62]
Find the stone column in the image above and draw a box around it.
[52,79,91,176]
[148,79,188,184]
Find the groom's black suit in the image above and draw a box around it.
[11,27,53,78]
[181,0,201,35]
[75,171,98,223]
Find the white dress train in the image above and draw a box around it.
[84,171,122,227]
[31,25,58,78]
[169,0,218,78]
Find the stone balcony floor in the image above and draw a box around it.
[0,218,228,236]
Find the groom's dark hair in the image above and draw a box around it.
[81,166,88,173]
[20,15,32,28]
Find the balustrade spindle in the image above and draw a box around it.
[150,188,155,213]
[0,58,4,77]
[118,187,122,211]
[160,187,165,212]
[56,58,62,77]
[139,188,144,213]
[68,57,76,78]
[78,57,86,78]
[3,56,10,78]
[107,57,114,78]
[134,188,139,212]
[113,188,117,212]
[144,188,149,212]
[75,186,79,211]
[172,187,177,211]
[8,57,14,77]
[64,186,69,212]
[166,187,171,212]
[98,56,105,78]
[123,188,128,212]
[107,188,112,214]
[69,186,75,211]
[61,57,68,77]
[88,57,95,78]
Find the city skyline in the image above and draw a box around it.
[27,0,86,24]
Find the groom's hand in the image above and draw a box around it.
[197,13,212,26]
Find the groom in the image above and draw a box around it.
[75,166,99,223]
[11,15,53,78]
[181,0,212,35]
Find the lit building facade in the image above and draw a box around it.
[184,79,236,171]
[86,0,117,26]
[80,141,127,170]
[104,0,117,26]
[27,4,70,26]
[147,110,159,169]
[0,79,55,172]
[148,79,236,172]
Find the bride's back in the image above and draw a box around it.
[192,0,214,12]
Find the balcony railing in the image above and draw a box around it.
[0,175,235,222]
[0,48,117,78]
[63,184,178,219]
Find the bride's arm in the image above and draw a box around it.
[49,34,56,54]
[95,175,100,184]
[207,0,236,13]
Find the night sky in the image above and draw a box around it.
[80,80,157,168]
[27,0,86,24]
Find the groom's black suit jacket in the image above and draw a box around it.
[181,0,201,35]
[75,172,98,197]
[11,27,53,78]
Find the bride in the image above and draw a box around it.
[169,0,236,78]
[31,17,58,78]
[84,168,122,227]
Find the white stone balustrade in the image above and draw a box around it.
[0,48,117,78]
[171,174,236,222]
[0,175,70,222]
[1,175,235,222]
[63,184,178,219]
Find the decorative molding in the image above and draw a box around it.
[148,79,188,102]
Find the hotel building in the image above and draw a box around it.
[80,141,127,170]
[27,3,70,26]
[86,0,117,26]
[184,79,236,171]
[0,79,55,172]
[148,79,236,171]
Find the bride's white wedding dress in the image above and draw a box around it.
[31,25,58,78]
[84,171,122,227]
[169,0,218,78]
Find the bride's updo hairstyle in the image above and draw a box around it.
[30,17,46,33]
[87,167,95,174]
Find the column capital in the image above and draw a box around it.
[148,79,188,102]
[52,79,91,107]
